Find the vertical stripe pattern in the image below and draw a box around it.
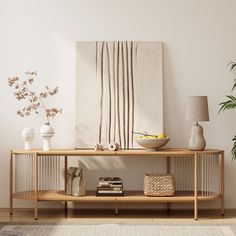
[97,41,138,148]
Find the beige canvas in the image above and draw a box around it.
[75,41,163,148]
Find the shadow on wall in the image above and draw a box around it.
[162,43,188,148]
[73,156,167,190]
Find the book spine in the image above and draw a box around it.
[97,190,123,194]
[96,192,124,196]
[99,177,121,181]
[97,187,122,191]
[97,184,123,187]
[98,181,122,185]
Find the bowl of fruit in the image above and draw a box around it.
[134,131,170,151]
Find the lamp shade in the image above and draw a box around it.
[185,96,209,121]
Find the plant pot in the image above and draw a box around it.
[40,123,54,151]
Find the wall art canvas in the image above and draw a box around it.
[75,41,163,148]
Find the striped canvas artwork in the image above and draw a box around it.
[75,41,163,149]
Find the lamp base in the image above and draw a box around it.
[189,123,206,151]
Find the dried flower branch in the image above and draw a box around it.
[8,71,62,123]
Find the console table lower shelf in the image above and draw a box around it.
[12,190,222,217]
[9,149,224,220]
[13,190,220,202]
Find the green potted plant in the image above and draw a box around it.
[219,62,236,159]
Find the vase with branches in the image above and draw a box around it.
[8,71,62,150]
[219,62,236,159]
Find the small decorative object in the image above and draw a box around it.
[219,62,236,159]
[66,167,76,195]
[95,143,104,151]
[108,142,119,151]
[22,127,35,150]
[144,173,175,197]
[71,168,86,197]
[134,131,170,151]
[185,96,209,151]
[8,71,62,150]
[40,123,55,151]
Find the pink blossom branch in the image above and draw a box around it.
[8,71,61,123]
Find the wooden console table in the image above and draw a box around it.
[9,148,224,220]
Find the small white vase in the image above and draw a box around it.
[40,123,54,151]
[22,127,35,150]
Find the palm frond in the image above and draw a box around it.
[231,135,236,160]
[228,62,236,72]
[227,62,236,91]
[220,62,236,160]
[219,95,236,113]
[226,95,236,102]
[231,79,236,92]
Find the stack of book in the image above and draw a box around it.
[96,177,124,196]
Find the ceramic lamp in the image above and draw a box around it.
[185,96,209,151]
[22,127,35,150]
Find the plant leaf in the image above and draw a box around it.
[228,62,236,72]
[231,79,236,92]
[219,97,236,113]
[226,95,236,102]
[232,135,236,160]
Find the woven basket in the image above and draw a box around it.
[144,173,175,197]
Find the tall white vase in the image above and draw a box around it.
[40,123,54,151]
[22,127,35,150]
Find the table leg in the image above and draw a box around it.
[167,156,170,212]
[115,202,118,215]
[9,150,13,215]
[64,156,68,212]
[220,151,224,215]
[34,153,38,220]
[194,153,198,220]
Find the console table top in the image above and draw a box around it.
[11,148,223,156]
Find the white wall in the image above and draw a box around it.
[1,0,236,209]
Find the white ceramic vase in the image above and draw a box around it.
[22,127,35,150]
[40,123,54,151]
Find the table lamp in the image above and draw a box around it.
[185,96,209,150]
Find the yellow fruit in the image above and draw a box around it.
[158,133,167,139]
[136,134,160,139]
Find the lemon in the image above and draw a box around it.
[158,133,167,139]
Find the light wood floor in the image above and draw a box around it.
[1,208,236,224]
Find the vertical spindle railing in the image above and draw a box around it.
[170,154,220,196]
